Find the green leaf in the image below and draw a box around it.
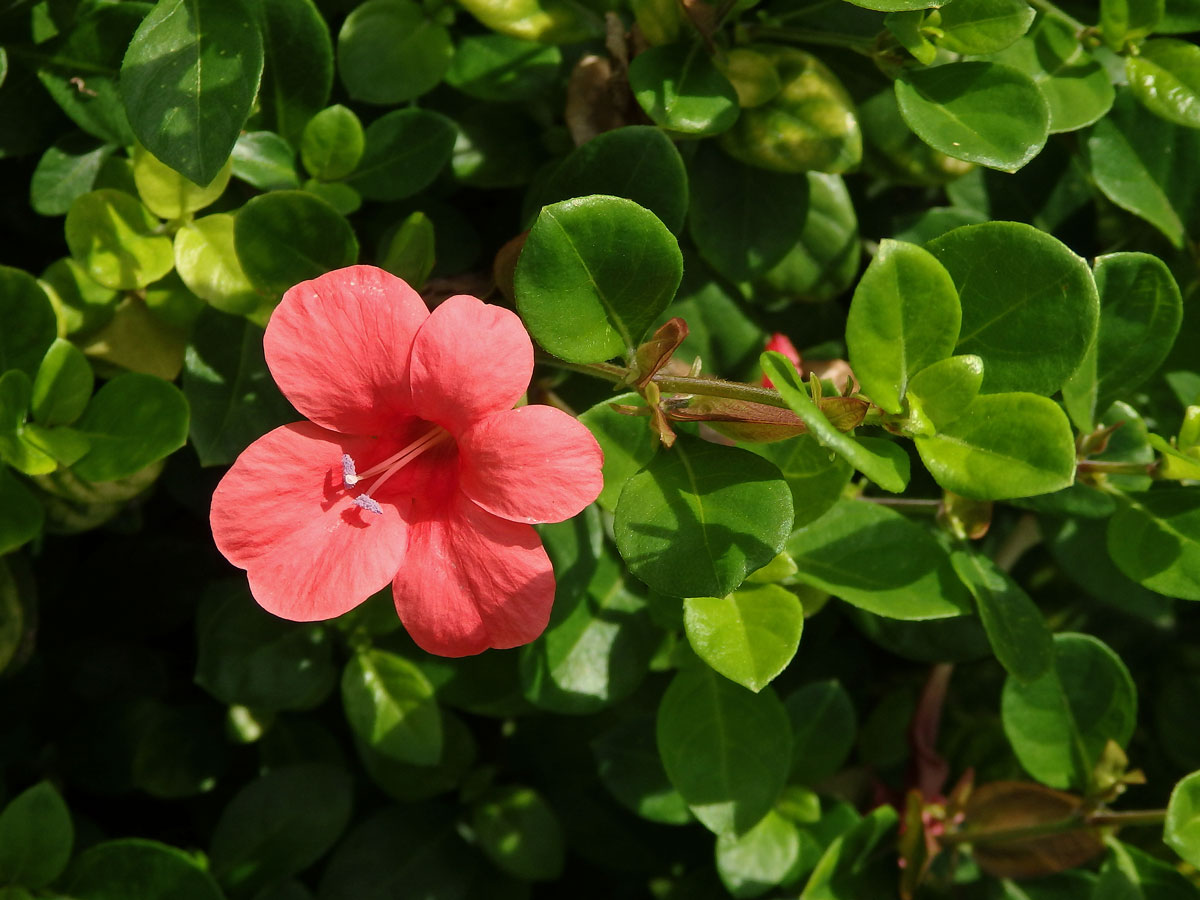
[1107,489,1200,601]
[801,804,898,899]
[1096,840,1197,900]
[515,195,683,363]
[716,809,803,898]
[342,648,442,765]
[629,43,739,135]
[174,214,264,317]
[0,781,73,888]
[353,710,476,803]
[906,354,983,430]
[527,125,688,234]
[925,221,1099,395]
[845,239,960,414]
[233,190,358,296]
[32,338,94,427]
[914,392,1076,500]
[64,189,175,291]
[1001,633,1137,789]
[344,108,457,201]
[255,0,333,144]
[0,370,56,476]
[450,104,541,189]
[1062,252,1183,431]
[785,680,857,784]
[471,786,565,881]
[0,266,57,379]
[195,581,335,711]
[231,131,301,190]
[1128,38,1200,130]
[895,62,1049,173]
[454,0,600,42]
[936,0,1035,54]
[579,392,658,511]
[300,105,363,181]
[843,0,950,8]
[65,839,224,900]
[0,468,43,554]
[71,373,189,482]
[614,435,793,598]
[750,434,852,530]
[1166,771,1200,868]
[132,142,232,220]
[787,498,973,620]
[209,765,352,895]
[685,584,804,692]
[886,10,937,65]
[592,713,692,825]
[1102,0,1164,48]
[31,137,114,217]
[446,34,560,101]
[337,0,452,104]
[657,664,792,834]
[687,142,809,286]
[121,0,264,185]
[951,549,1053,683]
[379,211,436,289]
[758,173,860,303]
[761,352,910,493]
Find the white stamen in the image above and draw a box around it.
[339,425,450,515]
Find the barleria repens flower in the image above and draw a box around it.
[210,266,603,657]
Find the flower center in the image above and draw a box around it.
[341,424,450,515]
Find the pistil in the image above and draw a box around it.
[341,425,450,514]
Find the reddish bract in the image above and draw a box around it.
[210,266,604,657]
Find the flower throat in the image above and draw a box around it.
[341,424,449,514]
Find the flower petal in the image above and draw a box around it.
[459,405,604,524]
[391,493,554,657]
[210,422,410,621]
[407,294,534,434]
[264,266,428,435]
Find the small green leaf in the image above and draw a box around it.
[0,370,56,476]
[716,809,803,898]
[787,499,973,620]
[446,33,561,101]
[951,549,1053,683]
[629,42,739,135]
[32,338,94,427]
[455,0,600,42]
[0,781,74,888]
[66,839,224,900]
[1128,38,1200,130]
[614,435,793,599]
[750,434,852,530]
[906,354,983,429]
[0,266,57,379]
[231,131,301,191]
[0,467,44,554]
[255,0,333,144]
[785,679,857,783]
[592,713,692,825]
[65,189,175,291]
[31,137,114,217]
[234,190,358,296]
[1102,0,1164,48]
[657,664,792,834]
[71,373,189,482]
[845,239,960,414]
[471,786,565,881]
[132,143,232,220]
[761,352,910,493]
[341,648,442,765]
[344,108,457,201]
[379,211,436,289]
[299,105,363,181]
[1107,489,1200,600]
[1001,633,1137,789]
[121,0,264,185]
[896,62,1049,173]
[936,0,1035,54]
[886,10,937,65]
[516,195,683,363]
[685,584,804,692]
[174,214,264,317]
[337,0,452,104]
[1166,771,1200,868]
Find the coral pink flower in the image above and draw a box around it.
[210,266,604,657]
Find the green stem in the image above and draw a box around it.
[1025,0,1087,33]
[940,808,1166,848]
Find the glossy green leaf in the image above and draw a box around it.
[614,435,793,599]
[1095,840,1196,900]
[1001,633,1137,789]
[906,354,984,430]
[234,190,358,296]
[751,434,852,530]
[629,42,740,136]
[761,352,910,493]
[785,679,857,783]
[1128,39,1200,130]
[65,189,175,291]
[0,467,43,554]
[0,781,73,888]
[132,143,231,220]
[32,338,93,427]
[353,710,477,803]
[516,195,682,363]
[1102,0,1164,48]
[1062,252,1182,431]
[174,214,263,317]
[447,33,560,101]
[0,370,56,476]
[65,839,224,900]
[209,765,352,894]
[255,0,333,144]
[344,108,456,201]
[937,0,1035,54]
[379,211,435,289]
[886,10,937,65]
[688,142,809,286]
[342,648,442,765]
[801,804,897,899]
[1166,771,1200,867]
[915,392,1076,500]
[0,266,57,379]
[337,0,452,104]
[231,131,301,190]
[845,239,960,414]
[121,0,264,185]
[787,498,972,620]
[896,62,1049,173]
[528,125,688,234]
[657,664,792,834]
[716,809,802,898]
[471,786,564,881]
[685,584,804,693]
[31,137,114,217]
[455,0,599,42]
[70,373,188,482]
[951,550,1053,683]
[925,221,1099,395]
[592,713,692,825]
[1108,489,1200,600]
[300,105,363,181]
[579,393,657,511]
